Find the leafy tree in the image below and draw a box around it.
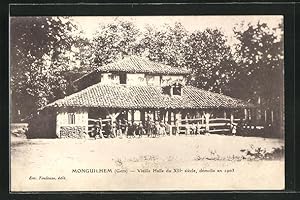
[91,20,141,67]
[231,21,283,130]
[10,17,77,121]
[140,22,189,69]
[232,22,283,108]
[185,28,236,93]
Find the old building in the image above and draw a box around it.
[30,56,253,138]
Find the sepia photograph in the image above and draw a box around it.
[10,15,284,191]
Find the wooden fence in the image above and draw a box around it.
[87,117,240,135]
[169,117,240,135]
[88,118,112,135]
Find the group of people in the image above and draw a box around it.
[89,117,207,139]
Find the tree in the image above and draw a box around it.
[10,17,77,121]
[232,22,283,107]
[185,28,236,93]
[231,21,283,131]
[91,20,141,67]
[139,22,189,69]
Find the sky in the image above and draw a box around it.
[71,15,283,44]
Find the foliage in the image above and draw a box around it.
[10,17,77,121]
[91,20,141,68]
[185,29,236,93]
[231,22,283,109]
[140,22,189,68]
[10,17,284,125]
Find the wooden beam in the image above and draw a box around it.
[204,112,210,132]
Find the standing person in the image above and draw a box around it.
[145,116,152,137]
[95,120,103,139]
[191,123,197,135]
[127,122,134,138]
[89,121,98,139]
[112,121,117,138]
[231,123,237,136]
[196,122,202,135]
[185,123,190,135]
[121,119,128,136]
[136,121,144,138]
[132,122,138,137]
[105,121,114,138]
[154,121,160,137]
[116,119,123,138]
[160,120,166,136]
[165,121,171,136]
[175,119,180,136]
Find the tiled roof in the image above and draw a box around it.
[95,56,190,75]
[44,83,253,109]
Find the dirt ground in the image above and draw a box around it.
[10,134,284,191]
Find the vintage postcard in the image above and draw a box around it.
[10,15,284,191]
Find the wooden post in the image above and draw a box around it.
[171,111,175,125]
[230,114,234,125]
[205,113,210,132]
[244,109,247,120]
[170,86,173,96]
[185,112,188,124]
[128,109,133,123]
[97,118,102,135]
[264,110,267,123]
[248,109,251,121]
[201,112,204,125]
[224,111,227,119]
[153,110,156,121]
[230,113,234,135]
[271,110,274,123]
[165,110,169,123]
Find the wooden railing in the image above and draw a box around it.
[88,118,112,134]
[87,117,240,135]
[169,117,239,134]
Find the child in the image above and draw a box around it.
[231,123,237,136]
[165,122,171,136]
[191,123,197,135]
[196,122,202,135]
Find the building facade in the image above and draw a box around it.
[30,56,253,138]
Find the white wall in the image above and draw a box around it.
[56,109,88,138]
[127,73,146,86]
[146,75,160,86]
[98,72,186,87]
[101,73,120,84]
[161,75,186,86]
